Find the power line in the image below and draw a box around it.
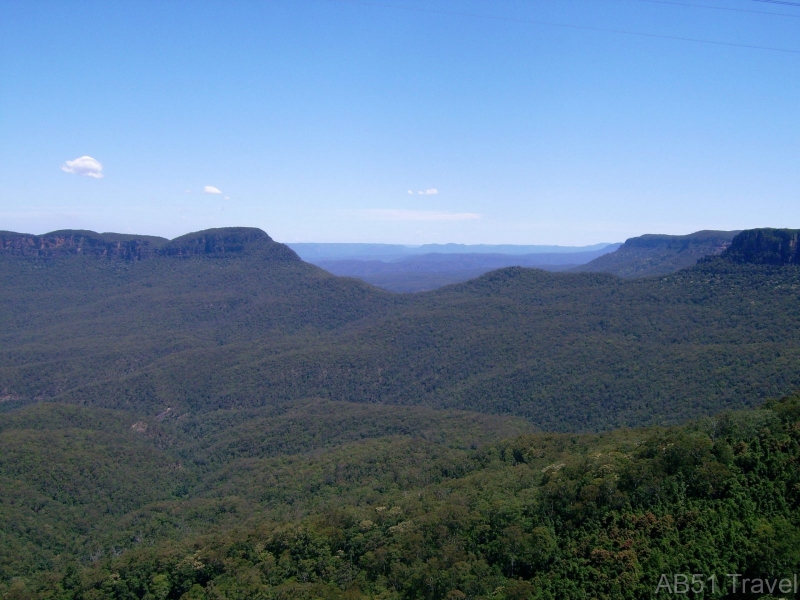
[323,0,800,54]
[753,0,800,6]
[637,0,800,18]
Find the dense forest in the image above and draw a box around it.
[2,392,800,598]
[2,227,800,430]
[2,226,800,598]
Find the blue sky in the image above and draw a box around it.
[1,0,798,245]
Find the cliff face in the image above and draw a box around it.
[0,230,167,259]
[720,228,800,265]
[0,228,300,262]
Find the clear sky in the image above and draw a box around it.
[1,0,798,245]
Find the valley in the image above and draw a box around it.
[1,226,800,598]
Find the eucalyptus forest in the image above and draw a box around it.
[2,226,800,599]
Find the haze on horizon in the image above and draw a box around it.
[1,0,797,246]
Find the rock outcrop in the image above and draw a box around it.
[720,228,800,265]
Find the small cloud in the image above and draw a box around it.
[185,189,191,194]
[416,188,438,195]
[61,156,103,179]
[356,209,480,222]
[407,190,414,195]
[204,185,222,194]
[224,196,230,200]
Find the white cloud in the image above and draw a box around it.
[224,196,230,200]
[356,209,481,222]
[61,156,103,179]
[407,190,414,195]
[417,188,438,195]
[204,185,222,194]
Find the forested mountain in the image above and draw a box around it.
[3,226,800,598]
[574,230,739,278]
[2,227,800,431]
[3,392,800,599]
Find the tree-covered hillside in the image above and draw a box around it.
[2,228,800,431]
[3,227,800,598]
[3,393,800,599]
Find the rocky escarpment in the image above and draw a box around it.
[0,230,168,259]
[0,227,300,262]
[719,228,800,265]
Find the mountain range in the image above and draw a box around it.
[288,242,618,261]
[289,230,749,292]
[2,225,800,598]
[2,226,799,431]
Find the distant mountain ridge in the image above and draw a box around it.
[289,241,618,262]
[0,230,623,292]
[4,226,797,276]
[0,228,300,262]
[292,242,622,292]
[574,229,740,278]
[0,230,168,259]
[313,247,621,292]
[316,250,614,274]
